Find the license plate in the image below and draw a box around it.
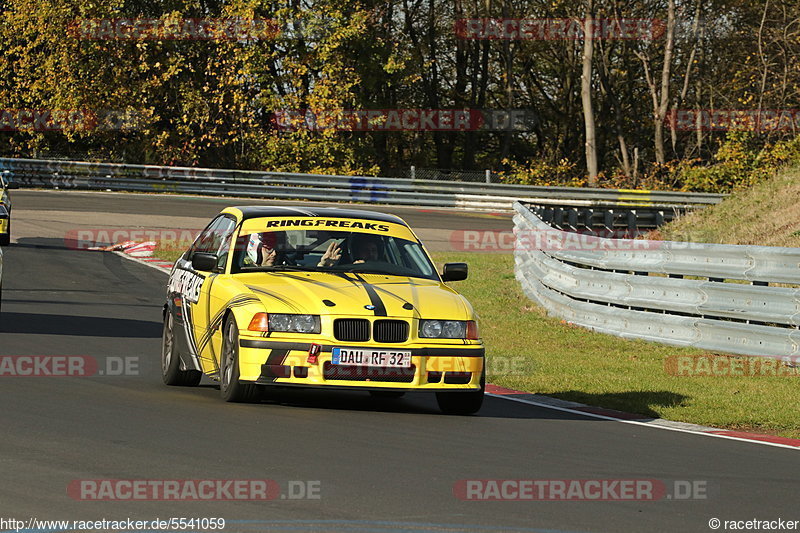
[0,219,6,233]
[331,348,411,368]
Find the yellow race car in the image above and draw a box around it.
[162,206,485,414]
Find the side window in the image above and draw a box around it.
[401,241,435,277]
[190,217,223,256]
[214,218,237,270]
[190,216,236,259]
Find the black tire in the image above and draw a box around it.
[161,312,201,386]
[369,390,406,399]
[220,315,261,403]
[436,370,485,415]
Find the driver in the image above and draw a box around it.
[257,232,280,266]
[241,231,287,267]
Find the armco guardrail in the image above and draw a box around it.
[526,203,672,235]
[513,201,800,359]
[0,157,724,212]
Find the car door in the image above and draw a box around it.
[182,215,238,372]
[203,216,243,366]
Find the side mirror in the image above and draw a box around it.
[442,262,468,282]
[5,182,19,190]
[191,252,218,272]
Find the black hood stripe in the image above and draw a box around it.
[351,273,387,316]
[369,285,421,318]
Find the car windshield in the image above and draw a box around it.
[231,227,439,281]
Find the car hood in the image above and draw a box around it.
[231,271,472,319]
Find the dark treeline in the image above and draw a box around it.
[1,0,798,190]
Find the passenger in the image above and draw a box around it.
[318,233,382,267]
[351,234,381,263]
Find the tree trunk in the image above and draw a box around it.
[581,0,598,184]
[654,0,676,165]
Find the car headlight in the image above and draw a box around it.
[419,320,478,339]
[248,313,321,333]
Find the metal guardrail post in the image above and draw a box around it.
[603,211,613,233]
[567,208,578,232]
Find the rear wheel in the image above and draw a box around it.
[220,315,261,403]
[161,312,201,386]
[436,371,485,415]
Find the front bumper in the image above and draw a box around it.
[238,338,484,391]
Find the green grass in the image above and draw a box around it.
[154,246,183,264]
[431,252,800,439]
[656,165,800,247]
[153,240,800,438]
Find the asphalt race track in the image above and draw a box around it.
[0,191,798,533]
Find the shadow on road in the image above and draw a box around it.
[186,385,688,421]
[8,237,71,250]
[0,311,161,337]
[545,390,689,419]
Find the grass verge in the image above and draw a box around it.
[655,165,800,247]
[153,246,183,264]
[431,252,800,439]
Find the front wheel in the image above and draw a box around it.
[436,371,485,415]
[162,312,201,386]
[220,315,261,403]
